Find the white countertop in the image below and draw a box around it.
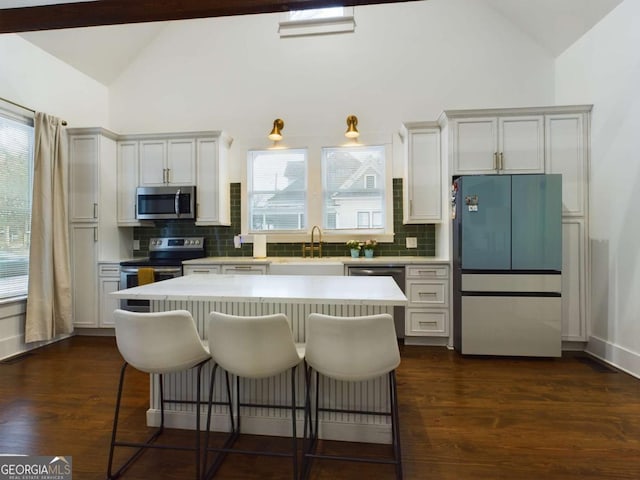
[112,273,408,305]
[182,256,450,266]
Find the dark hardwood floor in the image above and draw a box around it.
[1,336,639,479]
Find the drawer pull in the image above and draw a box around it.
[417,270,437,275]
[418,321,438,327]
[231,265,253,270]
[192,270,211,273]
[102,268,119,272]
[418,292,438,297]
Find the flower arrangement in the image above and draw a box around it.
[346,240,361,250]
[363,239,378,251]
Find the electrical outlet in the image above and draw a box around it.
[406,237,418,249]
[133,239,140,250]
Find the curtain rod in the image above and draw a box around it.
[0,95,68,126]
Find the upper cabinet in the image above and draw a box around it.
[139,138,196,186]
[449,114,544,175]
[117,131,231,226]
[545,113,588,217]
[69,134,100,222]
[402,122,442,224]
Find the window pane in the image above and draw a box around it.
[248,149,307,231]
[289,7,344,21]
[0,114,34,299]
[322,146,385,231]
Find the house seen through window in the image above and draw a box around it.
[0,109,34,300]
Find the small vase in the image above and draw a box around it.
[364,249,374,258]
[350,249,360,258]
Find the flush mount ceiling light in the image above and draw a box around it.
[268,118,284,142]
[345,114,359,139]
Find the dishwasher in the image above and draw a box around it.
[347,266,406,339]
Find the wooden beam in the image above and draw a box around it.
[0,0,417,34]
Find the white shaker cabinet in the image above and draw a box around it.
[545,112,588,217]
[98,263,121,328]
[196,135,231,226]
[117,141,140,226]
[139,138,196,186]
[562,219,587,341]
[70,224,98,328]
[449,114,544,175]
[405,264,450,337]
[402,122,442,224]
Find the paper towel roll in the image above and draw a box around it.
[253,234,267,258]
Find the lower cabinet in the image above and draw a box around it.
[405,264,450,337]
[99,263,121,328]
[71,225,98,328]
[562,219,587,341]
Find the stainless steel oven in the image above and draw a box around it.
[119,236,205,312]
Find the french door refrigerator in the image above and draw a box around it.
[452,174,562,357]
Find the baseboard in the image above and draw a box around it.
[147,409,392,445]
[404,336,449,347]
[0,333,73,362]
[586,335,640,379]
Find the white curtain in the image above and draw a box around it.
[25,113,72,343]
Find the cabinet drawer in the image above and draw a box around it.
[98,264,120,277]
[221,265,267,275]
[406,265,448,279]
[407,281,448,307]
[183,265,220,275]
[406,309,448,336]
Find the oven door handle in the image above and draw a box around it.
[175,188,181,218]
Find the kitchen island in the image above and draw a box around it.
[112,273,407,444]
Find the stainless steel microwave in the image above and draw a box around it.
[136,186,196,220]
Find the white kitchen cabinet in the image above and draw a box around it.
[98,263,120,328]
[449,115,544,175]
[195,135,231,226]
[562,219,587,341]
[221,264,267,275]
[68,128,132,329]
[71,224,98,328]
[139,138,196,186]
[117,140,140,226]
[405,264,450,337]
[402,122,442,224]
[183,265,221,275]
[545,112,589,217]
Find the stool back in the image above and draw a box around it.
[113,309,209,374]
[306,313,400,381]
[208,312,302,378]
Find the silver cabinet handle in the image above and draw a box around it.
[162,168,167,183]
[418,321,438,327]
[166,168,171,184]
[499,152,504,171]
[417,269,438,276]
[493,152,498,170]
[93,203,98,219]
[93,227,98,242]
[231,265,253,270]
[418,291,438,297]
[102,268,119,273]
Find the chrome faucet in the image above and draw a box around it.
[302,225,322,258]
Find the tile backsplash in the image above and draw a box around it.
[133,179,435,257]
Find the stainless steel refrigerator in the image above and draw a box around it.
[452,174,562,357]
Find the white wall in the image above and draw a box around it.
[109,0,555,181]
[0,34,109,126]
[0,34,109,360]
[555,0,640,376]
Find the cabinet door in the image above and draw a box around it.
[117,141,139,225]
[196,138,222,225]
[69,135,99,222]
[167,139,196,185]
[452,117,498,174]
[99,277,120,327]
[139,140,167,186]
[545,113,586,216]
[403,127,441,223]
[562,219,586,341]
[499,116,544,173]
[71,225,98,327]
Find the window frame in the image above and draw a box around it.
[279,6,355,38]
[241,134,394,245]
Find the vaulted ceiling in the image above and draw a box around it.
[1,0,624,86]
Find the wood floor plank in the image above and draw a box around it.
[1,337,639,479]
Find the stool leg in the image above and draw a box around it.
[202,364,218,475]
[390,371,403,480]
[195,362,205,480]
[107,362,128,479]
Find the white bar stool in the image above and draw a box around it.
[107,309,211,480]
[302,312,403,479]
[202,312,305,480]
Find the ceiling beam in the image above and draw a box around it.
[0,0,417,34]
